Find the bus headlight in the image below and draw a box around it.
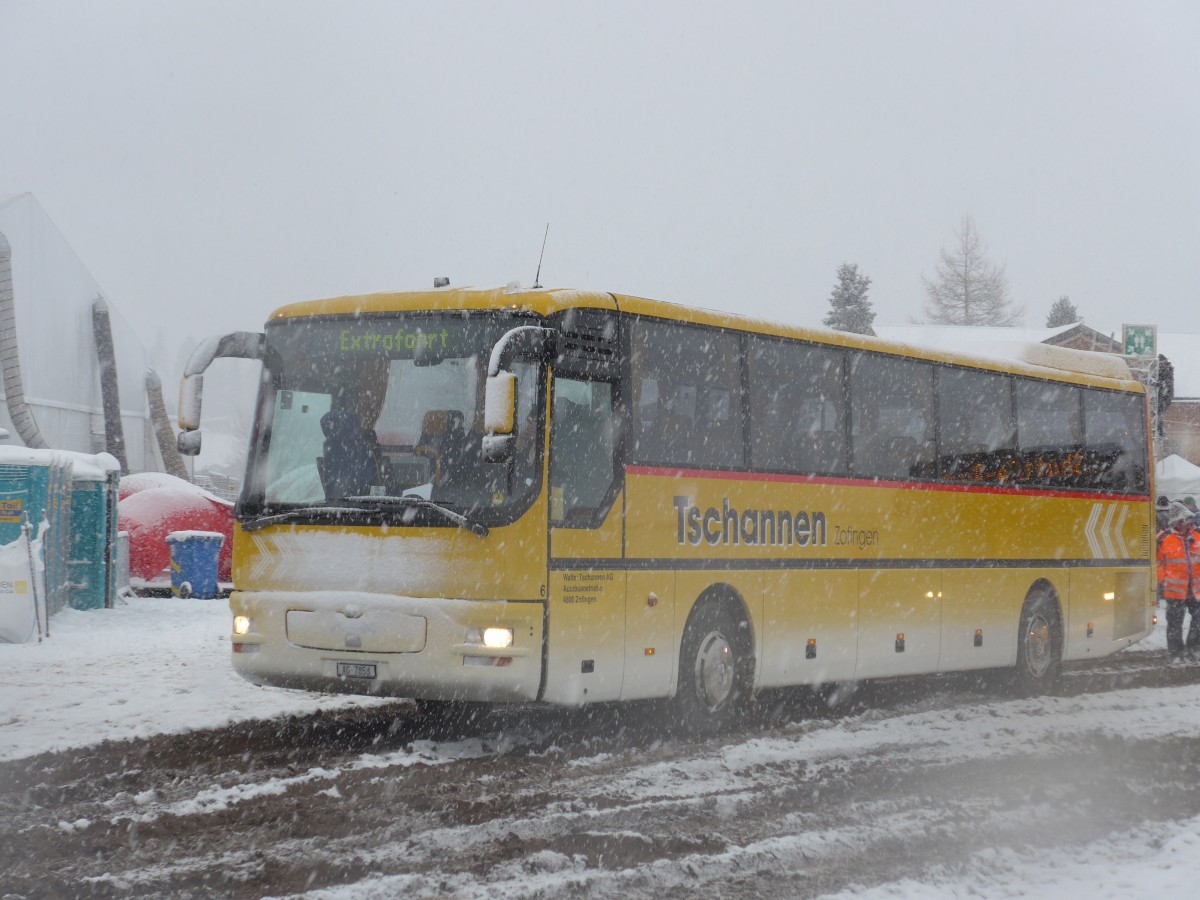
[484,627,514,648]
[233,615,253,636]
[466,627,514,648]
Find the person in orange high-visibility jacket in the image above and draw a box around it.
[1157,501,1200,665]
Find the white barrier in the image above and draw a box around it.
[0,523,47,644]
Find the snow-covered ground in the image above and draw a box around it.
[0,596,393,763]
[4,598,1198,899]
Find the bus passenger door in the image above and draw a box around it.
[542,375,627,705]
[855,570,942,678]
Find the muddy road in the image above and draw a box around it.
[4,651,1200,899]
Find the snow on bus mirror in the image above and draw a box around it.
[481,326,557,463]
[482,371,517,462]
[178,374,203,431]
[177,429,202,456]
[177,330,264,442]
[484,372,517,435]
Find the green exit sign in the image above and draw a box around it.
[1122,324,1157,357]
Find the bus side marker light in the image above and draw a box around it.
[895,634,905,653]
[806,639,817,660]
[1103,592,1115,601]
[974,629,983,647]
[647,592,658,608]
[644,647,655,656]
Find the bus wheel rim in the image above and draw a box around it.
[1026,613,1052,677]
[695,631,735,711]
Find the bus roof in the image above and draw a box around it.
[267,285,1141,392]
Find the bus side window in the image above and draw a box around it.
[849,353,935,480]
[748,337,847,476]
[1083,390,1148,492]
[550,378,616,526]
[629,318,743,468]
[937,367,1016,482]
[1016,380,1084,487]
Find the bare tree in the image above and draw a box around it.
[922,216,1022,325]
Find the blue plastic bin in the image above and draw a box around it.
[166,531,225,599]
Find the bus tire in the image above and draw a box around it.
[674,598,751,735]
[1013,590,1062,695]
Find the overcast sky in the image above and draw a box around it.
[1,0,1197,351]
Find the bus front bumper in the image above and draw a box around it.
[228,590,544,702]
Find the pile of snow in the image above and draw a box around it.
[0,596,391,761]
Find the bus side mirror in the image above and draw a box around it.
[177,373,204,455]
[179,374,203,431]
[481,325,556,464]
[176,331,265,458]
[482,372,517,462]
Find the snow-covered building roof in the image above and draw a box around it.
[0,193,155,470]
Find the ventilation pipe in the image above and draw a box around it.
[145,368,189,480]
[0,229,47,449]
[91,298,128,473]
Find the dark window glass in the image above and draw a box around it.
[1082,390,1149,492]
[938,368,1015,483]
[630,320,744,468]
[748,339,846,474]
[849,354,936,480]
[550,378,617,526]
[1016,380,1083,450]
[1014,380,1085,487]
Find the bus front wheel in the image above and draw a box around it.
[674,599,750,735]
[1013,591,1062,695]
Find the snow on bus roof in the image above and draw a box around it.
[871,324,1133,382]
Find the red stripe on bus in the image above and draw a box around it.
[624,465,1149,503]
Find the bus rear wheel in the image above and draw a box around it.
[1013,591,1062,695]
[674,600,750,735]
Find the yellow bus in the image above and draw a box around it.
[179,285,1155,731]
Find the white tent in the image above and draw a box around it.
[0,193,154,470]
[1155,454,1200,500]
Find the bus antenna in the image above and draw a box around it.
[532,223,550,289]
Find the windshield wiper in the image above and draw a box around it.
[344,495,490,537]
[243,497,490,536]
[241,504,382,532]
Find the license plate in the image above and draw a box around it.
[336,662,377,679]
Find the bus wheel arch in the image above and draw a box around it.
[1014,580,1064,695]
[673,586,754,734]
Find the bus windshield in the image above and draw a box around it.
[240,312,543,525]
